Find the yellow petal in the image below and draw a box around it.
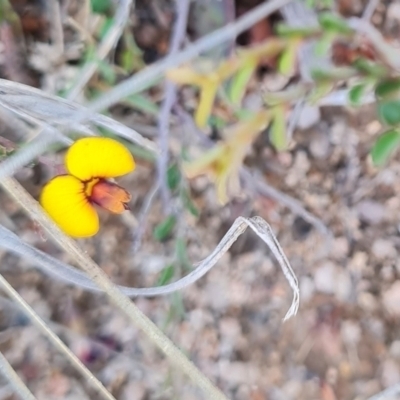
[40,175,99,238]
[66,137,135,181]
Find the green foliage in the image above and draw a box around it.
[97,59,116,85]
[123,94,159,116]
[91,0,112,14]
[275,23,319,38]
[352,59,387,78]
[153,215,177,241]
[228,60,257,106]
[99,16,114,39]
[311,66,355,81]
[269,106,287,151]
[371,129,400,166]
[120,31,144,73]
[181,189,200,217]
[306,0,334,8]
[318,12,353,35]
[0,0,20,24]
[378,100,400,126]
[157,264,175,286]
[348,83,368,106]
[375,78,400,99]
[167,164,181,191]
[278,41,299,77]
[175,238,191,271]
[314,31,336,56]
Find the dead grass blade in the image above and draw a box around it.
[0,350,37,400]
[0,78,157,153]
[0,273,117,400]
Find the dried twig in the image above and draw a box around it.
[157,0,190,211]
[0,273,116,400]
[0,351,36,400]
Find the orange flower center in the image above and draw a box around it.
[85,178,132,214]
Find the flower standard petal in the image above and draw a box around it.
[65,137,135,181]
[40,175,99,238]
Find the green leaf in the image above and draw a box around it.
[209,115,227,131]
[371,129,400,166]
[269,106,287,151]
[348,83,367,106]
[97,60,116,85]
[175,238,191,271]
[314,32,336,57]
[181,189,200,217]
[277,40,299,77]
[164,293,185,327]
[157,265,175,286]
[308,81,335,104]
[378,100,400,125]
[153,215,176,241]
[229,60,257,106]
[275,23,320,38]
[99,17,114,40]
[167,164,181,191]
[318,12,353,35]
[311,66,355,81]
[375,78,400,99]
[91,0,112,14]
[120,33,144,73]
[123,94,159,116]
[352,58,387,78]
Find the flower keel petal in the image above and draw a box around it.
[40,175,99,237]
[91,180,131,214]
[66,137,135,181]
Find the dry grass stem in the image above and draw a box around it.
[0,350,37,400]
[157,0,190,211]
[0,273,116,400]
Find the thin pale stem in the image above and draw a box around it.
[0,351,36,400]
[0,273,116,400]
[157,0,190,211]
[0,212,300,320]
[45,0,64,55]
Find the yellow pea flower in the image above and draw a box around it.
[40,137,135,238]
